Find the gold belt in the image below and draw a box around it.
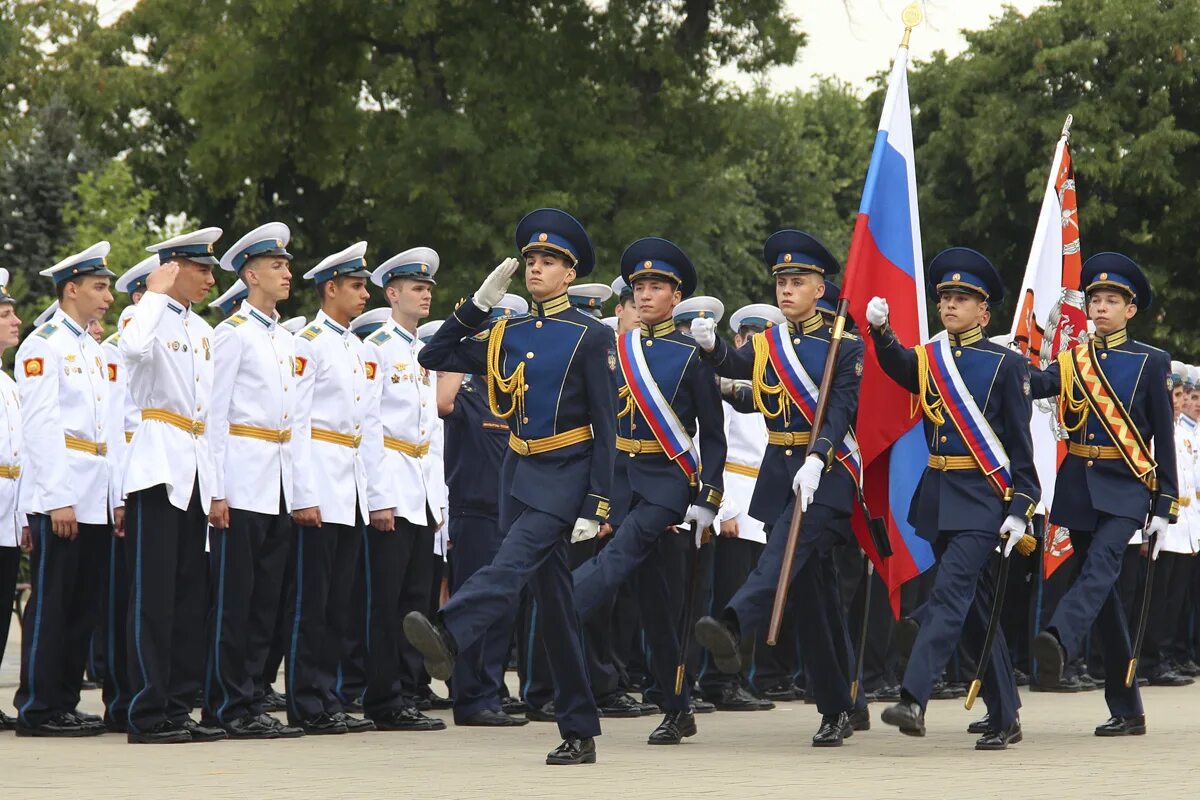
[1068,442,1122,460]
[228,423,292,444]
[142,408,206,436]
[726,462,760,479]
[312,427,362,448]
[508,425,592,457]
[616,436,665,455]
[766,431,810,447]
[927,454,978,471]
[65,435,107,457]
[0,465,20,479]
[385,436,430,458]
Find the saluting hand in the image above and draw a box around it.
[473,257,520,312]
[146,262,180,295]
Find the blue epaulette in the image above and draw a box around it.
[299,323,323,341]
[35,323,58,339]
[368,329,392,345]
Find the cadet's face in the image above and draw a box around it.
[388,278,432,320]
[0,305,21,350]
[245,256,292,301]
[174,260,216,304]
[937,291,987,334]
[775,273,823,322]
[615,298,640,333]
[330,276,371,319]
[71,276,113,323]
[524,252,575,301]
[1087,290,1136,335]
[632,278,681,324]
[88,319,103,343]
[1189,390,1200,418]
[1172,385,1185,416]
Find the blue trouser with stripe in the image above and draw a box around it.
[285,520,363,724]
[442,500,601,740]
[14,515,107,727]
[126,483,209,733]
[204,505,293,725]
[573,499,688,712]
[902,528,1021,731]
[101,534,131,726]
[1048,513,1144,717]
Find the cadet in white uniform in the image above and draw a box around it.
[14,243,122,738]
[205,223,301,739]
[121,229,226,743]
[209,278,248,319]
[284,242,376,734]
[0,272,24,732]
[358,247,445,731]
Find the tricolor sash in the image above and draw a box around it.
[920,337,1013,498]
[761,323,862,484]
[1060,340,1156,488]
[616,330,699,481]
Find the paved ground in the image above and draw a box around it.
[3,617,1199,800]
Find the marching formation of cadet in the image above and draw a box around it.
[2,207,1199,767]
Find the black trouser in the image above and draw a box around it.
[14,516,108,727]
[1172,556,1199,666]
[362,515,434,716]
[1143,551,1190,676]
[838,545,897,693]
[337,550,369,704]
[262,545,296,693]
[204,504,293,725]
[697,536,759,698]
[126,483,209,733]
[101,534,131,726]
[285,519,363,724]
[1,544,22,710]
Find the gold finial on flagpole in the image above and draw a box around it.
[1062,113,1074,141]
[900,3,924,49]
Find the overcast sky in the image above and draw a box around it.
[95,0,1050,90]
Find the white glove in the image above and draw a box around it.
[1147,515,1169,560]
[791,455,825,512]
[1000,514,1026,558]
[683,504,716,539]
[866,296,889,328]
[691,316,717,351]
[570,517,600,544]
[472,257,520,312]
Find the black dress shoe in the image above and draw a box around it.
[1095,714,1146,737]
[258,713,305,738]
[1177,659,1200,677]
[127,720,192,744]
[223,716,281,740]
[546,736,596,765]
[177,718,227,742]
[262,689,287,712]
[967,713,991,735]
[848,707,871,732]
[761,682,800,702]
[894,617,919,672]
[690,698,716,714]
[418,688,454,710]
[299,713,348,735]
[880,700,926,736]
[343,696,365,713]
[458,709,529,727]
[525,702,557,722]
[68,711,107,734]
[975,720,1022,750]
[647,710,697,745]
[72,710,102,724]
[870,684,901,702]
[813,712,848,747]
[402,612,456,681]
[1,710,18,731]
[1032,674,1082,693]
[1077,673,1099,691]
[1013,668,1031,687]
[15,712,94,738]
[1148,669,1194,687]
[694,616,741,674]
[597,693,643,718]
[1033,631,1065,688]
[332,712,376,732]
[713,685,761,711]
[370,707,446,731]
[930,681,966,699]
[637,699,662,715]
[501,697,528,715]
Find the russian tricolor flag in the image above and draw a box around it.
[841,42,935,614]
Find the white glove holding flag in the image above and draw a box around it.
[791,455,825,512]
[570,517,600,544]
[684,505,716,544]
[1147,516,1170,560]
[1000,515,1026,558]
[691,317,717,351]
[472,257,520,312]
[866,296,889,328]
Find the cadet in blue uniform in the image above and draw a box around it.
[439,294,529,727]
[1027,253,1179,736]
[572,239,726,745]
[690,230,865,747]
[405,208,616,765]
[866,249,1038,750]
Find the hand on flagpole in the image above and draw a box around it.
[792,455,825,512]
[691,317,717,351]
[866,296,889,328]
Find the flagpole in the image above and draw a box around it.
[765,2,924,647]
